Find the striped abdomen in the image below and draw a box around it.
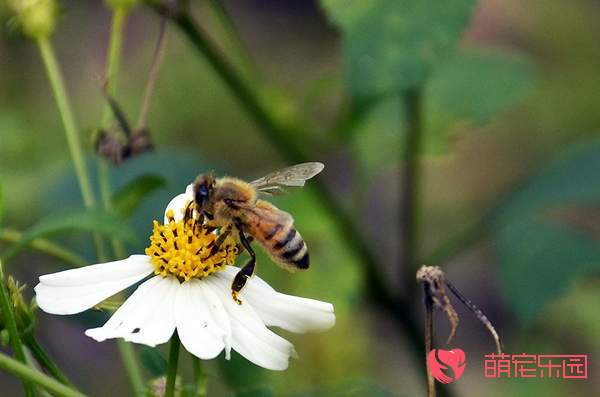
[243,200,310,271]
[264,224,309,271]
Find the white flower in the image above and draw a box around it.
[34,187,335,371]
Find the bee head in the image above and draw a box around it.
[193,173,216,212]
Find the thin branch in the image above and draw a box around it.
[136,16,169,130]
[37,39,95,208]
[102,88,133,136]
[446,280,503,355]
[424,283,436,397]
[205,0,261,83]
[37,37,105,258]
[101,6,127,128]
[400,88,423,295]
[0,228,86,267]
[24,335,74,387]
[0,352,85,397]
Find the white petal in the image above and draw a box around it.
[164,184,194,223]
[206,276,295,371]
[85,276,178,347]
[175,279,231,360]
[35,255,153,315]
[218,267,336,333]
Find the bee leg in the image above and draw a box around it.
[208,224,233,256]
[235,235,254,254]
[183,200,195,223]
[231,230,256,305]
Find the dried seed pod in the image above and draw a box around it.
[417,265,502,354]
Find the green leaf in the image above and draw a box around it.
[492,140,600,324]
[321,0,477,102]
[139,346,167,377]
[352,49,536,172]
[112,174,166,218]
[1,208,138,262]
[424,49,536,153]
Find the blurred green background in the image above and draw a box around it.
[0,0,599,396]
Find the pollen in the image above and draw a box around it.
[144,207,238,281]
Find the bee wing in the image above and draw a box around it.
[250,162,324,195]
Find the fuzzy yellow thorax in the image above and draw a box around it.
[145,207,237,281]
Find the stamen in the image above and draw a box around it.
[145,203,238,281]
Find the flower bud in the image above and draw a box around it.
[0,277,37,337]
[7,0,57,39]
[149,376,182,397]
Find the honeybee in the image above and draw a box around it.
[192,162,325,303]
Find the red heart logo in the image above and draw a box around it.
[427,348,467,384]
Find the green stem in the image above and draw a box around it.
[400,88,423,297]
[36,37,105,260]
[205,0,261,84]
[0,229,86,267]
[117,340,146,397]
[165,9,299,160]
[37,38,95,208]
[24,335,74,387]
[101,6,127,127]
[100,6,129,260]
[0,352,85,397]
[165,333,180,397]
[0,261,36,397]
[192,356,207,397]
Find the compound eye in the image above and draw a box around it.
[195,184,209,207]
[199,185,208,197]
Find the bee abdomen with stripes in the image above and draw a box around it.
[266,225,310,271]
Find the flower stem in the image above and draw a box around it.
[117,340,146,397]
[136,15,169,130]
[37,38,96,209]
[0,352,85,397]
[205,0,261,84]
[163,8,300,160]
[101,6,127,127]
[36,37,106,261]
[24,335,74,388]
[99,6,129,260]
[165,333,181,397]
[423,283,435,397]
[400,87,423,295]
[0,261,36,397]
[192,356,207,397]
[0,228,87,267]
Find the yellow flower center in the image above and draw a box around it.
[144,207,238,281]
